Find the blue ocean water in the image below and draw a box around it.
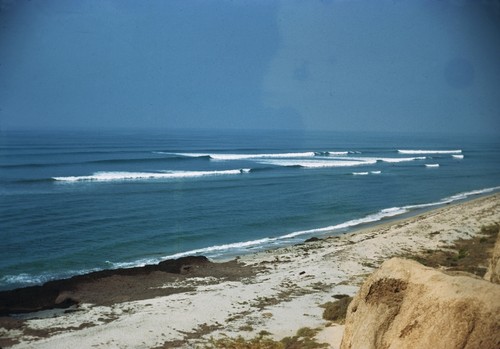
[1,129,499,290]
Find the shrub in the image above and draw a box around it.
[321,296,353,322]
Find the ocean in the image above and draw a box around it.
[1,129,499,291]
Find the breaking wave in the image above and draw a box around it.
[53,169,250,182]
[0,268,100,290]
[328,156,426,163]
[398,149,462,154]
[168,152,316,160]
[151,152,428,168]
[353,171,382,175]
[257,159,376,168]
[378,156,426,163]
[162,207,410,260]
[153,152,212,160]
[314,151,349,156]
[442,186,500,202]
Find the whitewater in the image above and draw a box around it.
[1,129,499,290]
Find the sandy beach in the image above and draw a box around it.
[1,192,499,348]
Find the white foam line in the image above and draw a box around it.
[257,159,376,168]
[160,186,500,260]
[172,152,316,160]
[379,156,426,163]
[314,151,349,156]
[327,151,349,156]
[353,171,381,176]
[163,207,410,260]
[425,164,440,168]
[278,207,408,239]
[53,169,250,182]
[403,186,500,210]
[160,237,275,260]
[442,186,500,202]
[398,149,462,154]
[0,268,100,288]
[329,156,426,163]
[452,154,464,159]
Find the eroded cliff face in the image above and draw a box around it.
[484,234,500,284]
[340,258,500,349]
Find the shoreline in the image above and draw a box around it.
[3,186,499,294]
[1,192,499,348]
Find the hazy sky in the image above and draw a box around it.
[0,0,499,134]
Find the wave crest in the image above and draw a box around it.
[169,152,316,160]
[398,149,462,154]
[258,159,376,168]
[53,169,250,182]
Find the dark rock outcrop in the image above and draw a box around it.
[0,256,211,315]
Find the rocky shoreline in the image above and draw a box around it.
[0,256,254,316]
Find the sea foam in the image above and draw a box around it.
[403,186,500,210]
[171,152,316,160]
[131,206,413,262]
[330,156,426,163]
[257,159,376,168]
[160,206,409,260]
[53,169,250,182]
[315,151,349,156]
[378,156,426,163]
[398,149,462,154]
[0,268,99,289]
[443,186,500,202]
[161,186,500,260]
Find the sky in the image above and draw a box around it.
[0,0,499,134]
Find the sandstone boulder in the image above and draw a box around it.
[484,233,500,284]
[340,258,500,349]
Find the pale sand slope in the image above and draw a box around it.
[6,193,500,349]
